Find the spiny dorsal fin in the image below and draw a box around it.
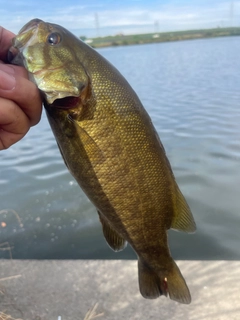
[98,211,127,252]
[171,185,196,233]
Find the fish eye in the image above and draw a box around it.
[47,32,61,45]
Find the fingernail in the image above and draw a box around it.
[0,69,16,90]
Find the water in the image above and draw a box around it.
[1,36,240,260]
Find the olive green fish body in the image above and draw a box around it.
[9,19,196,304]
[45,60,175,254]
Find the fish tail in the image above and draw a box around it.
[138,258,191,304]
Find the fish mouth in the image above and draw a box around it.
[7,46,19,64]
[18,18,43,34]
[8,18,83,106]
[47,96,81,109]
[8,18,43,65]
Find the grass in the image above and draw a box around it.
[0,303,104,320]
[83,303,104,320]
[0,312,22,320]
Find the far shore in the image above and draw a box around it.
[82,27,240,48]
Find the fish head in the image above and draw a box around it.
[8,18,91,106]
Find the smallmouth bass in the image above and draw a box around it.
[9,19,196,304]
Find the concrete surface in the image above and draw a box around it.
[0,260,239,320]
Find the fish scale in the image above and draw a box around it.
[9,18,196,304]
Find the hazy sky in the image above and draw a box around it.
[1,0,239,37]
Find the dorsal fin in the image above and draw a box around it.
[171,185,196,233]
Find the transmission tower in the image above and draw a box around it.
[95,12,100,37]
[230,1,234,27]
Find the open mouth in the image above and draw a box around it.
[48,96,81,109]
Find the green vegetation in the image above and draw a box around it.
[85,27,240,48]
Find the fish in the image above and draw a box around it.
[9,19,196,304]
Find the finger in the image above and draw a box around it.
[13,74,43,126]
[0,62,29,79]
[0,97,30,150]
[0,26,15,62]
[0,66,42,126]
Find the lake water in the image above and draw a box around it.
[1,36,240,260]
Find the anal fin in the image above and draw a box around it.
[98,211,127,252]
[171,185,196,233]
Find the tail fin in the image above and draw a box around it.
[138,258,191,304]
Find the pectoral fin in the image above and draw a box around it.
[68,115,105,165]
[171,185,196,233]
[57,142,70,170]
[98,211,127,252]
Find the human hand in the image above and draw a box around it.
[0,26,42,150]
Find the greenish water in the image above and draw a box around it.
[1,36,240,259]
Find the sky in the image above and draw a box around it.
[1,0,240,38]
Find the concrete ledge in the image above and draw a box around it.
[0,260,239,319]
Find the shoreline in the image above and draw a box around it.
[86,27,240,48]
